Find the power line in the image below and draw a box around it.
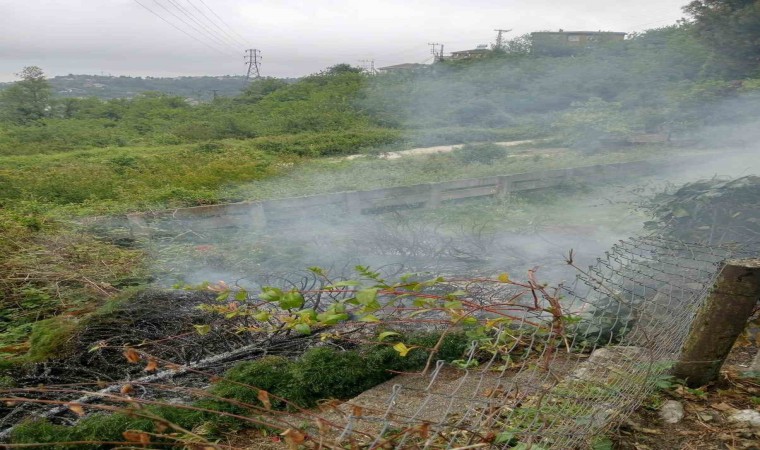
[197,0,251,47]
[163,0,240,52]
[132,0,232,56]
[185,0,248,48]
[150,0,237,55]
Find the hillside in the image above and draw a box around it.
[0,74,289,101]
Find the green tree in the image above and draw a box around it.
[684,0,760,77]
[0,66,52,124]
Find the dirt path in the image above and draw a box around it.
[342,139,547,161]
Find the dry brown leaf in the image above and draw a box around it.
[120,384,134,395]
[154,421,168,433]
[280,428,306,450]
[712,402,735,412]
[418,422,430,438]
[144,358,158,372]
[352,405,363,417]
[123,348,141,364]
[67,403,86,417]
[257,389,271,410]
[5,401,17,407]
[123,430,151,444]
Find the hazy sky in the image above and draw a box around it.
[0,0,688,81]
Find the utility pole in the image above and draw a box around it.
[359,59,376,75]
[494,28,512,50]
[244,49,261,80]
[428,42,443,62]
[211,89,219,101]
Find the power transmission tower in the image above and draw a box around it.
[494,28,512,49]
[359,59,376,75]
[244,49,261,80]
[428,42,444,62]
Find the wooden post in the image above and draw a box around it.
[673,258,760,387]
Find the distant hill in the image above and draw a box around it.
[0,74,298,101]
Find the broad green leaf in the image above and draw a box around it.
[216,291,230,302]
[359,314,380,322]
[234,289,248,301]
[444,301,462,309]
[356,288,378,305]
[378,331,400,342]
[259,287,282,302]
[279,292,304,309]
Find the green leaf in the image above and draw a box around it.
[498,273,510,283]
[234,289,248,301]
[216,291,230,302]
[331,280,362,287]
[259,287,283,302]
[359,314,380,322]
[253,311,270,321]
[278,291,304,309]
[193,324,211,336]
[443,300,462,309]
[378,331,400,342]
[494,432,516,445]
[591,437,614,450]
[294,323,311,335]
[317,313,349,325]
[298,309,317,321]
[356,288,378,305]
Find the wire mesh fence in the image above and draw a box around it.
[290,235,740,449]
[1,235,751,449]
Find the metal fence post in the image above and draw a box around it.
[673,258,760,387]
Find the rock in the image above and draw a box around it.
[660,400,685,424]
[728,410,760,428]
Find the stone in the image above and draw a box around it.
[660,400,685,424]
[728,410,760,428]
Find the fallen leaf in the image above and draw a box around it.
[123,348,141,363]
[144,358,158,372]
[498,273,510,283]
[257,389,271,410]
[712,402,735,412]
[67,403,86,417]
[123,431,151,444]
[120,384,134,395]
[352,405,363,417]
[280,428,306,450]
[418,422,430,438]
